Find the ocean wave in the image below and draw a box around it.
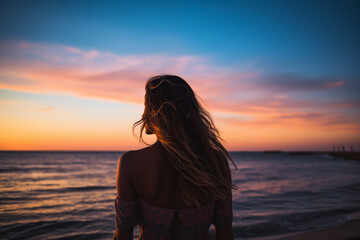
[1,220,101,239]
[31,186,115,194]
[232,208,357,238]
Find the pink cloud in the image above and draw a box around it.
[36,106,55,112]
[325,80,346,88]
[0,40,257,106]
[0,40,359,134]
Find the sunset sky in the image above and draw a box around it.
[0,0,359,151]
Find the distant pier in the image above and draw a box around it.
[329,145,360,161]
[262,145,360,161]
[327,152,360,161]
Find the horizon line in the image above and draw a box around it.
[0,149,345,153]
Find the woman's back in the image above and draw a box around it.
[127,141,209,209]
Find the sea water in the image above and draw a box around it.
[0,151,359,239]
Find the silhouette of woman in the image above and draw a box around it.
[113,75,236,240]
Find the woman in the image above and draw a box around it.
[113,75,237,240]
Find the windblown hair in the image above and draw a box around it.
[133,75,237,206]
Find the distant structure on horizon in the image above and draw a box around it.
[332,145,359,152]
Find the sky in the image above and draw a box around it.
[0,0,359,151]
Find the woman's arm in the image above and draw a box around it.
[113,152,137,240]
[213,195,234,240]
[113,228,133,240]
[214,225,234,240]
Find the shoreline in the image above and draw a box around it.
[247,211,360,240]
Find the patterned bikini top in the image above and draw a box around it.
[114,196,233,240]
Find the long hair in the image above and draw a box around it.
[133,75,237,206]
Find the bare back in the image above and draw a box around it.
[122,141,204,209]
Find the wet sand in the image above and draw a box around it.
[249,212,360,240]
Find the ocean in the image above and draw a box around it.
[0,151,359,239]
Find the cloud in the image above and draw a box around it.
[252,73,348,92]
[0,40,257,106]
[36,106,55,112]
[0,40,359,133]
[216,109,360,132]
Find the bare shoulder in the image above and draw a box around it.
[120,145,154,161]
[116,146,155,200]
[119,145,154,171]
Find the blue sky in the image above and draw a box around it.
[0,0,359,150]
[1,0,359,75]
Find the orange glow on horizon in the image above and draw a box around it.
[1,41,359,151]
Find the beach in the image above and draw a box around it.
[249,211,360,240]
